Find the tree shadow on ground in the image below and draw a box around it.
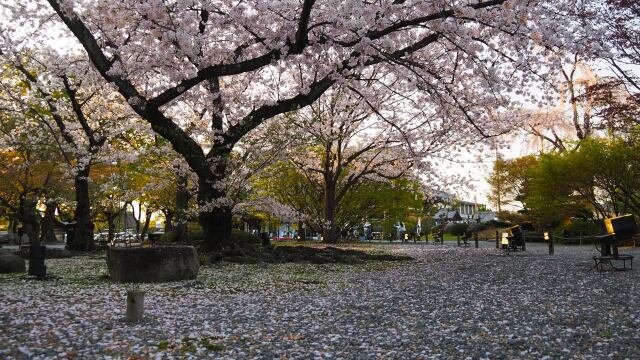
[214,245,414,264]
[160,229,413,264]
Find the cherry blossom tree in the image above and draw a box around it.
[588,0,639,93]
[518,56,638,152]
[518,57,600,153]
[579,0,640,134]
[0,51,137,250]
[517,1,640,150]
[256,87,421,242]
[2,0,583,250]
[0,106,66,246]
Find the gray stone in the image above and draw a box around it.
[106,246,199,283]
[0,251,26,273]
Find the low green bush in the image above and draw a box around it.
[444,223,468,236]
[230,229,260,247]
[488,219,511,228]
[466,222,487,233]
[187,222,204,240]
[553,218,601,237]
[159,224,259,247]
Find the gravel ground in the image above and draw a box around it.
[1,242,639,359]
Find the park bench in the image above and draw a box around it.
[590,215,635,272]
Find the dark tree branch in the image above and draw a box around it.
[224,76,335,146]
[61,76,104,147]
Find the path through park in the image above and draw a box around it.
[1,243,639,359]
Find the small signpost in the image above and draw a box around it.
[544,232,553,255]
[501,232,509,250]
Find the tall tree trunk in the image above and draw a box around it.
[71,167,94,251]
[174,174,190,242]
[7,217,17,243]
[297,220,305,240]
[19,195,40,247]
[105,211,117,244]
[140,211,152,242]
[39,200,58,243]
[132,202,142,240]
[163,209,174,232]
[322,183,338,243]
[198,175,232,252]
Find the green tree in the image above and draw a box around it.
[524,137,640,228]
[487,156,537,212]
[252,160,423,242]
[487,159,509,212]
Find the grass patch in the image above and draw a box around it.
[599,330,612,339]
[0,243,414,296]
[157,340,170,350]
[201,338,224,351]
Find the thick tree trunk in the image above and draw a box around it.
[39,200,58,243]
[198,176,232,252]
[174,174,190,242]
[105,211,117,244]
[163,209,174,232]
[140,211,152,242]
[132,202,142,240]
[71,168,94,251]
[322,184,339,243]
[7,217,17,243]
[297,220,305,240]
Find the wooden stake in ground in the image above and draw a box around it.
[126,290,144,322]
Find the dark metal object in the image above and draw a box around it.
[28,245,47,278]
[64,222,76,246]
[589,215,636,271]
[591,254,633,271]
[605,215,637,243]
[506,225,526,253]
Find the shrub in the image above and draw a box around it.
[553,218,601,238]
[488,219,511,228]
[159,225,259,246]
[187,222,204,240]
[158,231,177,244]
[496,210,529,225]
[229,229,260,249]
[445,223,468,236]
[466,222,487,233]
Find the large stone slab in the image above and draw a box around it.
[0,249,26,273]
[107,246,199,283]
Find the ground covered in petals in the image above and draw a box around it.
[1,242,639,359]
